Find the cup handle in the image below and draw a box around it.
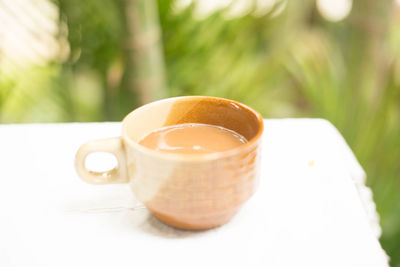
[75,137,129,184]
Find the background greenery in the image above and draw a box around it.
[0,0,399,264]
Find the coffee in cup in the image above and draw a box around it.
[75,96,263,230]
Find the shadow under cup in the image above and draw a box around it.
[122,96,264,230]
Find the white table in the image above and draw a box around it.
[0,119,389,267]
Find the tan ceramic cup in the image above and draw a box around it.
[75,96,264,230]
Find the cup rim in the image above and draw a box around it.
[121,96,264,161]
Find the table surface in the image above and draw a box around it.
[0,119,389,267]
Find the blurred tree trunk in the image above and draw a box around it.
[342,0,394,148]
[124,0,167,105]
[346,0,394,104]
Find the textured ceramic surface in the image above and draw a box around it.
[75,96,264,230]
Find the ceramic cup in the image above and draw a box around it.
[75,96,264,230]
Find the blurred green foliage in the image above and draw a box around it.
[0,0,399,264]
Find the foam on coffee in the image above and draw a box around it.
[138,123,247,154]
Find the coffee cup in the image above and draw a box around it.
[75,96,264,230]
